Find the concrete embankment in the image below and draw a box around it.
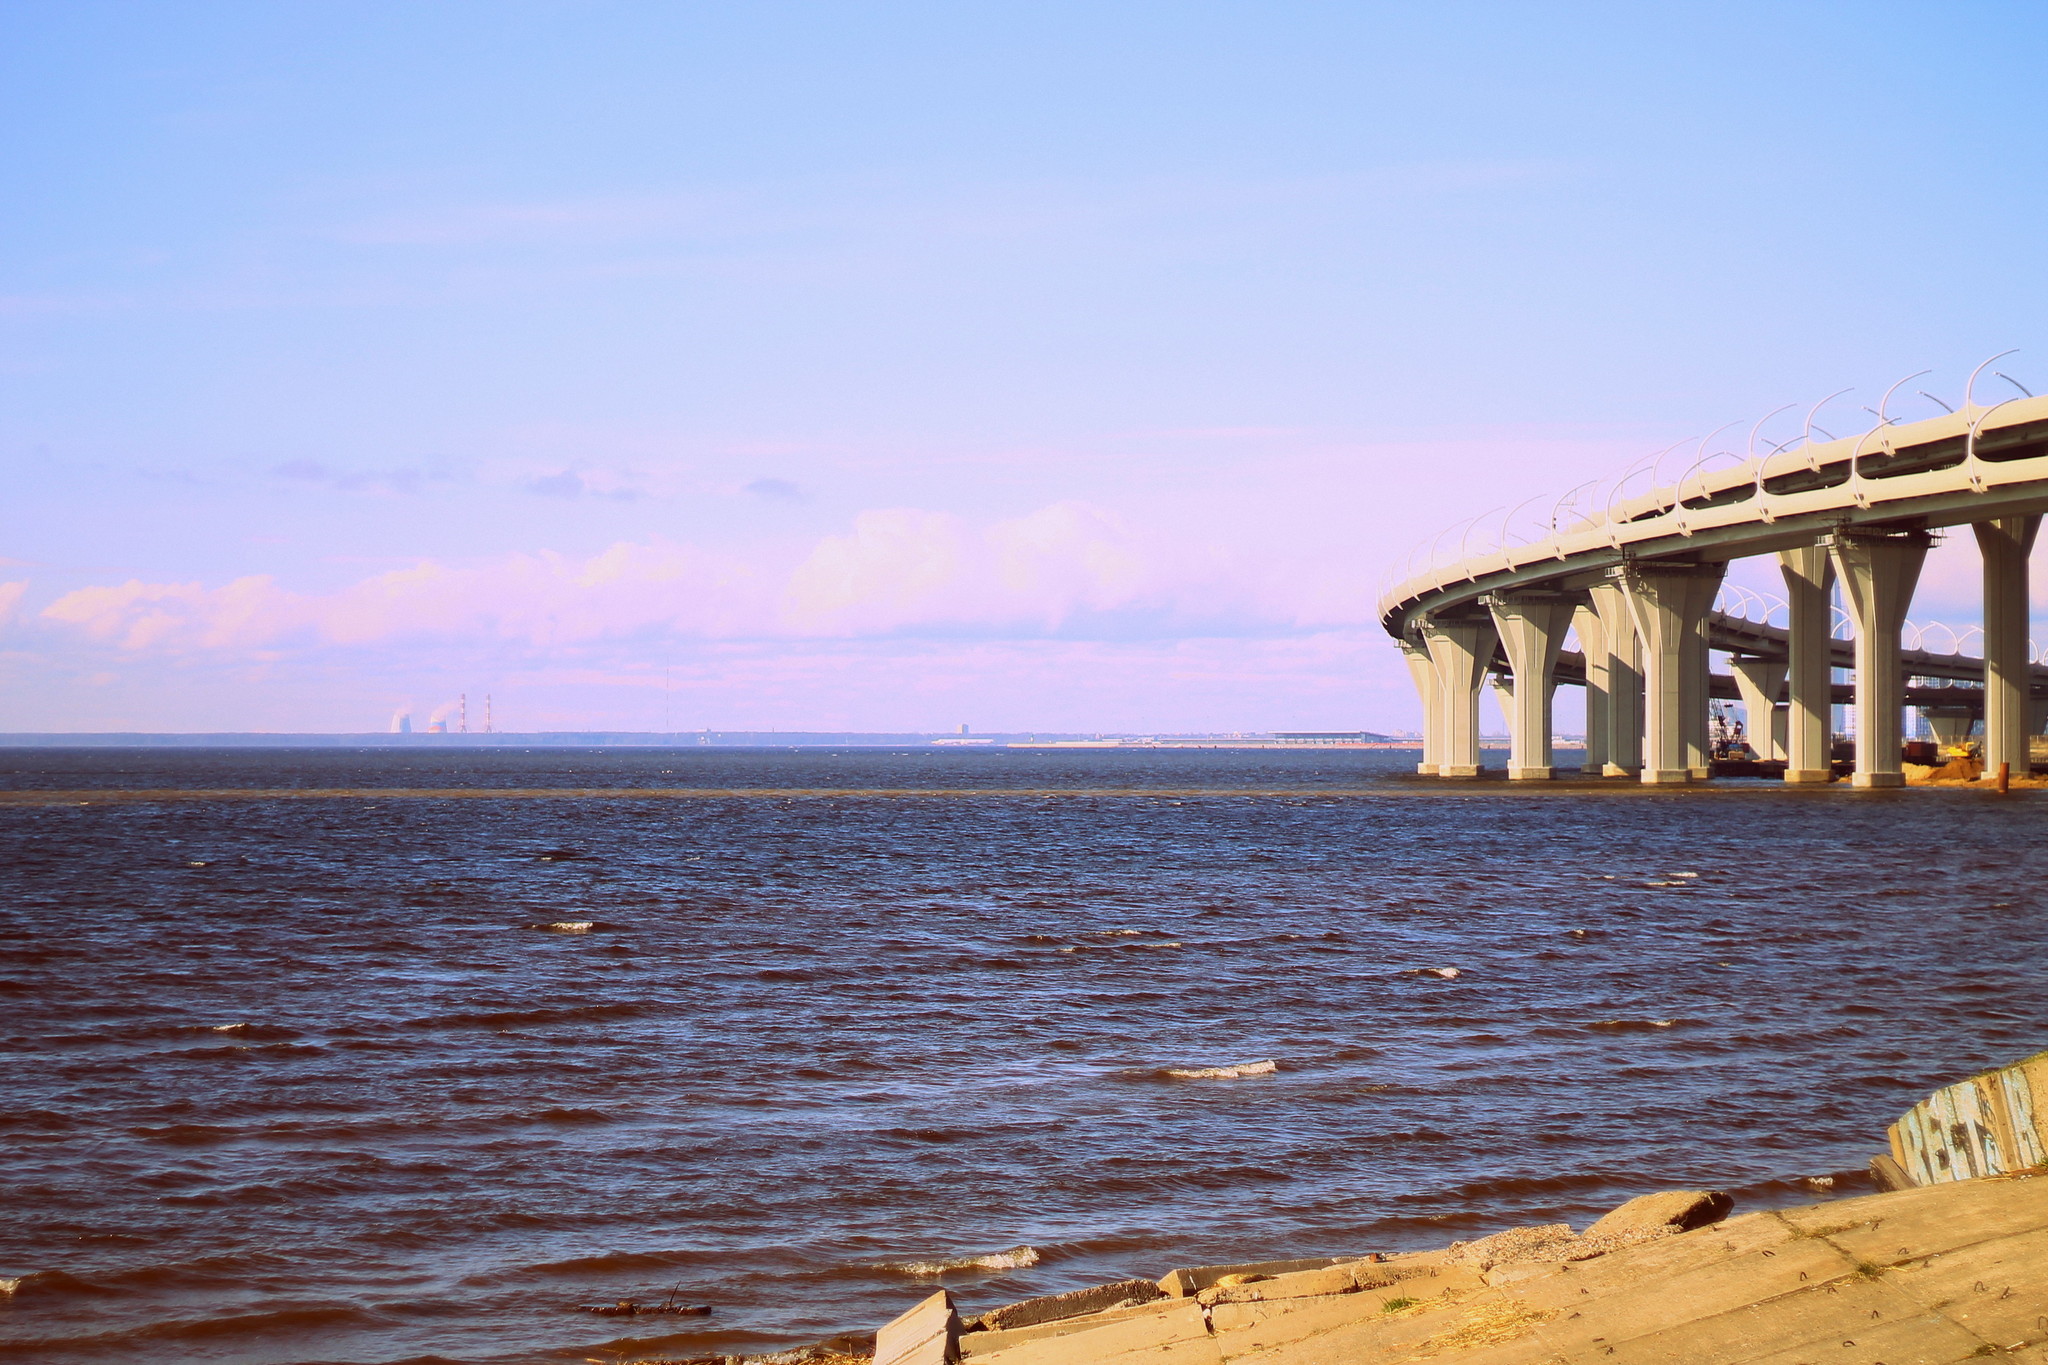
[873,1177,2048,1364]
[862,1048,2048,1365]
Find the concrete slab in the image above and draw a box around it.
[875,1289,956,1365]
[1195,1257,1441,1307]
[1514,1222,1857,1333]
[1093,1338,1223,1365]
[1210,1270,1489,1360]
[959,1297,1191,1359]
[1503,1211,1801,1309]
[963,1299,1210,1365]
[1777,1173,2048,1265]
[972,1278,1164,1332]
[939,1177,2048,1365]
[1875,1222,2048,1352]
[1586,1188,1732,1235]
[1646,1311,1987,1365]
[1216,1287,1513,1364]
[1157,1257,1355,1297]
[1553,1274,1972,1365]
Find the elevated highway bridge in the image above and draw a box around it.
[1381,367,2048,786]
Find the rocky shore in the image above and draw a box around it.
[678,1050,2048,1365]
[860,1166,2048,1365]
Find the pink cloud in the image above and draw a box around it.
[28,501,1330,657]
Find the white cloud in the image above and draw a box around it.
[28,500,1367,659]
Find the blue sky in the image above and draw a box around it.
[5,1,2047,732]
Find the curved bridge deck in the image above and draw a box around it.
[1385,389,2048,785]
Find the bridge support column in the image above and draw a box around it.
[1422,616,1495,777]
[1489,672,1515,744]
[1829,530,1931,789]
[1920,705,1974,752]
[1572,599,1609,775]
[1399,638,1443,775]
[1586,581,1642,776]
[1975,515,2040,783]
[1616,562,1724,784]
[1729,656,1788,762]
[1486,592,1574,780]
[1684,613,1714,779]
[1779,545,1836,783]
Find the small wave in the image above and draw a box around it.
[179,1042,327,1061]
[128,1124,236,1146]
[1163,1060,1278,1080]
[1057,940,1184,955]
[530,1106,615,1126]
[205,1023,303,1040]
[1728,1168,1875,1204]
[124,1302,377,1342]
[878,1127,983,1144]
[1439,1169,1619,1200]
[466,1248,717,1284]
[0,1270,115,1300]
[530,920,599,933]
[878,1245,1040,1276]
[1587,1019,1685,1032]
[403,1002,648,1031]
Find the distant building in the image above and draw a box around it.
[390,712,412,734]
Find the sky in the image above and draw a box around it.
[6,1,2048,734]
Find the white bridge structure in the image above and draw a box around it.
[1380,361,2048,787]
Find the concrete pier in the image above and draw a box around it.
[1421,616,1495,778]
[1829,530,1931,788]
[1398,639,1442,776]
[1683,610,1713,779]
[1921,704,1974,751]
[1570,599,1610,776]
[1975,514,2040,783]
[1485,592,1574,780]
[1615,562,1724,784]
[1584,580,1643,777]
[1728,655,1787,762]
[1777,544,1836,784]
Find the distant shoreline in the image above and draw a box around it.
[0,732,1541,750]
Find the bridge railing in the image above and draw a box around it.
[1378,360,2048,625]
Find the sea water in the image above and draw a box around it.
[4,747,2046,1364]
